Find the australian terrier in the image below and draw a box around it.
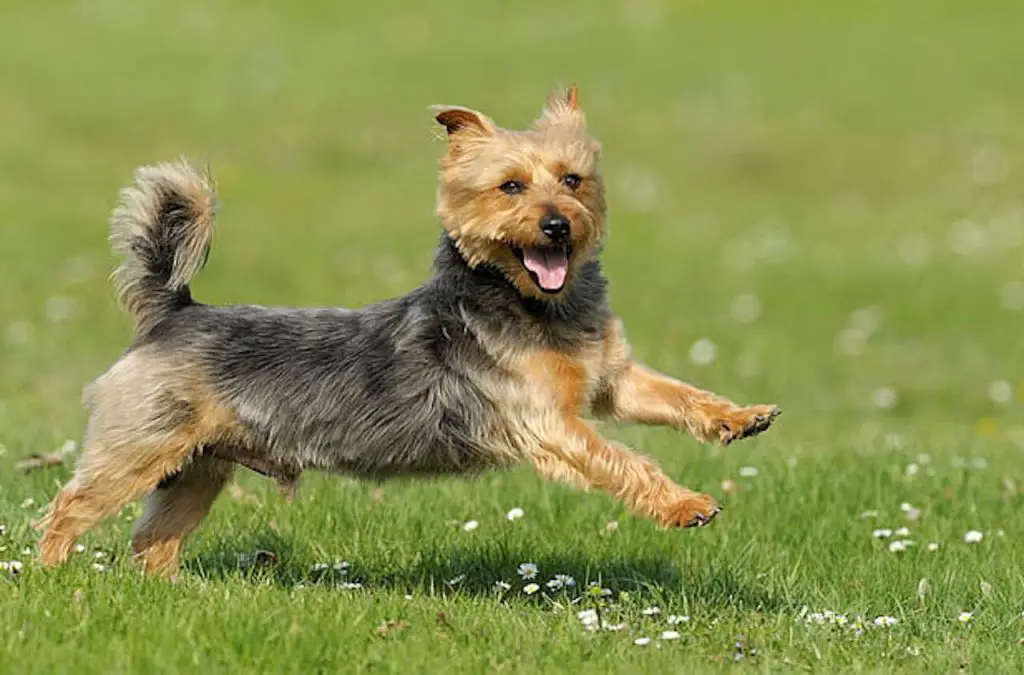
[37,85,780,575]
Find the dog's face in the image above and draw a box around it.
[434,86,606,301]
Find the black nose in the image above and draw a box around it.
[539,212,571,242]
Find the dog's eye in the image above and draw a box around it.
[499,180,526,195]
[561,173,582,190]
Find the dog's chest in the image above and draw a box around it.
[512,340,607,414]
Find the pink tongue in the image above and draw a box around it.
[522,247,568,291]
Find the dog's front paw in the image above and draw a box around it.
[717,404,781,445]
[659,492,721,528]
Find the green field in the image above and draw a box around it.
[2,1,1024,672]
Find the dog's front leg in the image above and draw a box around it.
[596,361,780,445]
[517,414,721,527]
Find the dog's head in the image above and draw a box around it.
[433,85,606,301]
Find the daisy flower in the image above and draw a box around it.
[660,630,681,640]
[633,637,651,646]
[0,560,24,575]
[888,540,913,553]
[957,612,973,623]
[462,520,479,532]
[667,615,690,625]
[577,609,599,626]
[641,606,661,616]
[523,583,540,595]
[873,616,898,627]
[872,529,893,539]
[546,574,575,591]
[494,581,511,592]
[964,530,983,543]
[506,507,525,521]
[517,563,538,580]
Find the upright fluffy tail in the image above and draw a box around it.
[109,160,217,337]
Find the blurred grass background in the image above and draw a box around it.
[2,0,1024,672]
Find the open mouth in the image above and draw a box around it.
[511,244,572,293]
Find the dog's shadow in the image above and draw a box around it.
[186,533,791,613]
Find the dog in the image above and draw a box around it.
[37,85,780,575]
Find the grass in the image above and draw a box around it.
[2,0,1024,671]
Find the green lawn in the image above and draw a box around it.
[3,0,1024,672]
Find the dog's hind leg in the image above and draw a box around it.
[36,350,236,568]
[36,430,198,567]
[131,455,234,576]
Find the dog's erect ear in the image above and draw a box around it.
[536,83,585,129]
[431,105,496,138]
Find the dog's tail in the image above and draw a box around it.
[109,159,217,337]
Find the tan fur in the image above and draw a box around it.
[110,160,217,336]
[594,321,779,444]
[131,457,235,575]
[37,349,245,567]
[434,87,605,301]
[36,85,779,577]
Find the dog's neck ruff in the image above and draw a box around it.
[430,233,611,348]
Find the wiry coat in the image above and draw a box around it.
[37,86,780,576]
[145,235,611,480]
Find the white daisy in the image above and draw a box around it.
[894,527,910,537]
[517,563,538,580]
[738,466,759,478]
[506,507,525,521]
[957,611,973,623]
[74,544,86,554]
[0,560,24,575]
[641,606,661,616]
[633,637,651,646]
[927,542,940,551]
[462,520,479,532]
[873,616,898,627]
[547,574,575,590]
[888,540,912,553]
[860,510,880,519]
[872,528,893,539]
[964,530,984,544]
[523,583,540,595]
[340,582,363,590]
[493,580,511,592]
[91,563,108,572]
[667,615,690,625]
[660,630,681,640]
